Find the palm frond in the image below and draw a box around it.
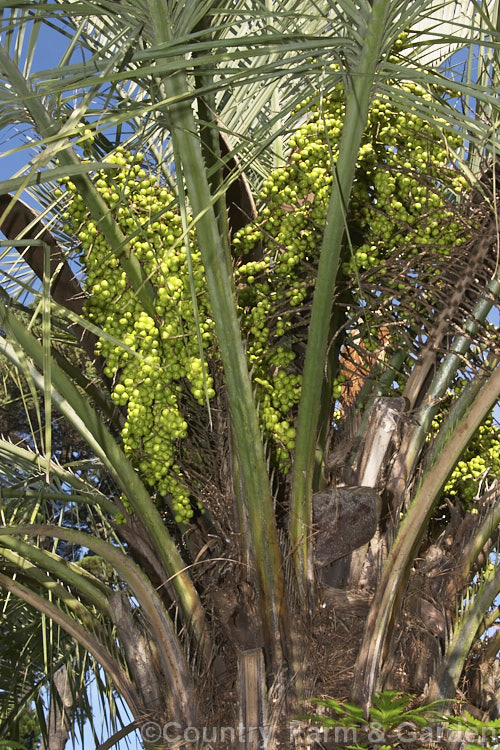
[428,558,500,704]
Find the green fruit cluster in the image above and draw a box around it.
[233,73,467,426]
[234,253,304,470]
[346,84,467,276]
[439,414,500,506]
[59,67,477,503]
[59,147,214,523]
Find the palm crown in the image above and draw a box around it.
[0,1,499,748]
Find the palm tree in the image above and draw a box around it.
[0,0,499,747]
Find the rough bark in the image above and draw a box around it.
[42,665,74,750]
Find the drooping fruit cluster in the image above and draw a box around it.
[60,70,483,508]
[233,249,305,469]
[232,75,468,462]
[58,147,214,523]
[345,85,467,275]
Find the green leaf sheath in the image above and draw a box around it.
[145,0,288,677]
[290,0,394,604]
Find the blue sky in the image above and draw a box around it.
[75,685,142,750]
